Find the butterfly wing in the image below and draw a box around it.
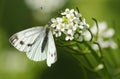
[46,30,57,67]
[9,26,47,61]
[26,28,47,61]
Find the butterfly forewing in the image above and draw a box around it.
[9,26,48,61]
[26,29,47,61]
[9,27,45,52]
[9,26,57,66]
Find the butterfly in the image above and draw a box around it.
[9,26,57,67]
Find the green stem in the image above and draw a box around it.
[93,42,103,59]
[76,40,101,61]
[80,63,89,79]
[74,40,113,78]
[92,18,99,40]
[62,45,95,72]
[86,41,113,79]
[102,61,113,79]
[71,54,95,72]
[76,7,80,13]
[56,41,76,47]
[87,28,93,41]
[64,43,96,72]
[65,46,87,55]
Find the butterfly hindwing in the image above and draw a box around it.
[47,30,57,67]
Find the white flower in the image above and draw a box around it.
[67,29,73,34]
[61,8,74,15]
[66,22,77,31]
[51,18,58,28]
[80,18,89,29]
[56,23,64,30]
[53,30,62,37]
[50,8,89,41]
[61,9,80,22]
[65,35,74,41]
[109,40,118,49]
[51,18,63,28]
[83,30,91,41]
[103,28,114,38]
[84,21,117,50]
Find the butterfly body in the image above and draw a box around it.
[9,26,57,67]
[41,28,49,52]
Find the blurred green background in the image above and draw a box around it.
[0,0,120,79]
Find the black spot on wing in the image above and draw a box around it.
[20,41,24,45]
[51,53,53,57]
[27,43,33,47]
[50,52,57,57]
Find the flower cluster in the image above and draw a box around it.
[84,22,118,50]
[50,8,89,41]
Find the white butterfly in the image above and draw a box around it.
[9,26,57,67]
